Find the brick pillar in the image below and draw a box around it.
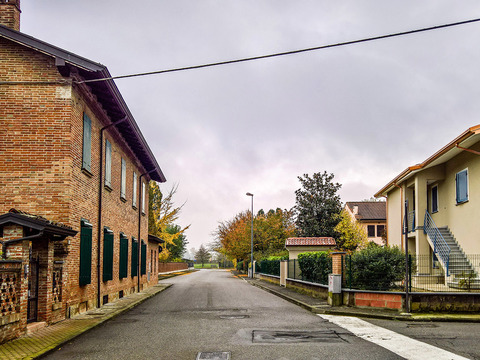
[329,252,346,307]
[34,237,54,323]
[331,252,346,275]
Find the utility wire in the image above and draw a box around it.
[77,17,480,84]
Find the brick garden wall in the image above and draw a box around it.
[158,262,188,273]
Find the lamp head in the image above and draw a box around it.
[246,192,253,197]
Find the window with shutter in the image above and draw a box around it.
[79,219,93,286]
[102,228,114,282]
[367,225,375,237]
[121,158,126,200]
[431,185,438,213]
[141,240,147,275]
[141,181,146,214]
[119,233,128,279]
[105,139,112,188]
[82,113,92,172]
[132,172,137,208]
[456,169,468,204]
[131,237,138,277]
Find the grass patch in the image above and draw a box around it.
[193,263,219,269]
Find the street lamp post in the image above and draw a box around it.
[246,192,254,278]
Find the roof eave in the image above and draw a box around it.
[375,125,480,198]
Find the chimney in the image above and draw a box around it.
[353,206,359,215]
[0,0,21,31]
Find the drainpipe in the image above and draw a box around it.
[96,116,127,308]
[137,169,156,292]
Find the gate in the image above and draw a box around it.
[27,255,39,323]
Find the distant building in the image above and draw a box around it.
[0,1,165,343]
[344,202,386,246]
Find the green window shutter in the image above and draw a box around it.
[105,139,112,187]
[141,240,147,275]
[119,233,128,279]
[82,113,92,172]
[79,220,93,286]
[131,238,138,277]
[102,228,114,282]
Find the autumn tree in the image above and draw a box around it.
[334,209,367,252]
[213,208,295,262]
[148,182,189,261]
[294,171,342,237]
[195,245,211,267]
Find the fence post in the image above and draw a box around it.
[329,252,345,306]
[280,260,288,287]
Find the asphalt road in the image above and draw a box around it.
[42,270,474,360]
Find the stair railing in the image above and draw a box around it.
[424,210,451,276]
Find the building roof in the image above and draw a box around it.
[375,125,480,197]
[0,24,166,183]
[148,234,165,244]
[0,209,77,238]
[285,237,336,246]
[345,201,386,221]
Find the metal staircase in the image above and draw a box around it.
[437,227,480,289]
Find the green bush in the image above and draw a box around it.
[348,243,405,291]
[297,252,331,284]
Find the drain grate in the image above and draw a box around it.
[406,323,438,328]
[252,330,344,343]
[196,351,231,360]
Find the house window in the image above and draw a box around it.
[103,227,114,282]
[367,225,375,237]
[431,185,438,213]
[79,219,93,286]
[141,240,147,275]
[82,113,92,172]
[132,172,137,208]
[455,169,468,204]
[376,225,385,238]
[141,182,146,214]
[105,139,112,188]
[119,233,128,279]
[131,237,138,277]
[120,158,126,200]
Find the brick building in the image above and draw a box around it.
[0,1,166,342]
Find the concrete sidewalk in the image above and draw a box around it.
[0,284,171,360]
[246,278,480,323]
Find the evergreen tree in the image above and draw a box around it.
[294,171,342,237]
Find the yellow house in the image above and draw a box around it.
[375,125,480,289]
[344,202,386,246]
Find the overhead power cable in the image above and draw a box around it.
[76,17,480,84]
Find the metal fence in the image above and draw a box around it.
[286,259,330,286]
[258,254,480,292]
[342,253,480,292]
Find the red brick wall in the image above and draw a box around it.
[158,262,188,273]
[354,292,403,310]
[0,36,156,318]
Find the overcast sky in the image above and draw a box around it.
[20,1,480,253]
